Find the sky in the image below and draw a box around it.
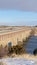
[0,0,37,26]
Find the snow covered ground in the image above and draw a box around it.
[0,58,37,65]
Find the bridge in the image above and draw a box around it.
[0,26,34,47]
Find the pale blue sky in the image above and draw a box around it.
[0,10,37,26]
[0,0,37,26]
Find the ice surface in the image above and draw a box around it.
[0,58,37,65]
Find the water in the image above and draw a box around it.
[25,36,37,54]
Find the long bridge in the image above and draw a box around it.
[0,26,36,47]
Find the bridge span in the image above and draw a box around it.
[0,26,33,46]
